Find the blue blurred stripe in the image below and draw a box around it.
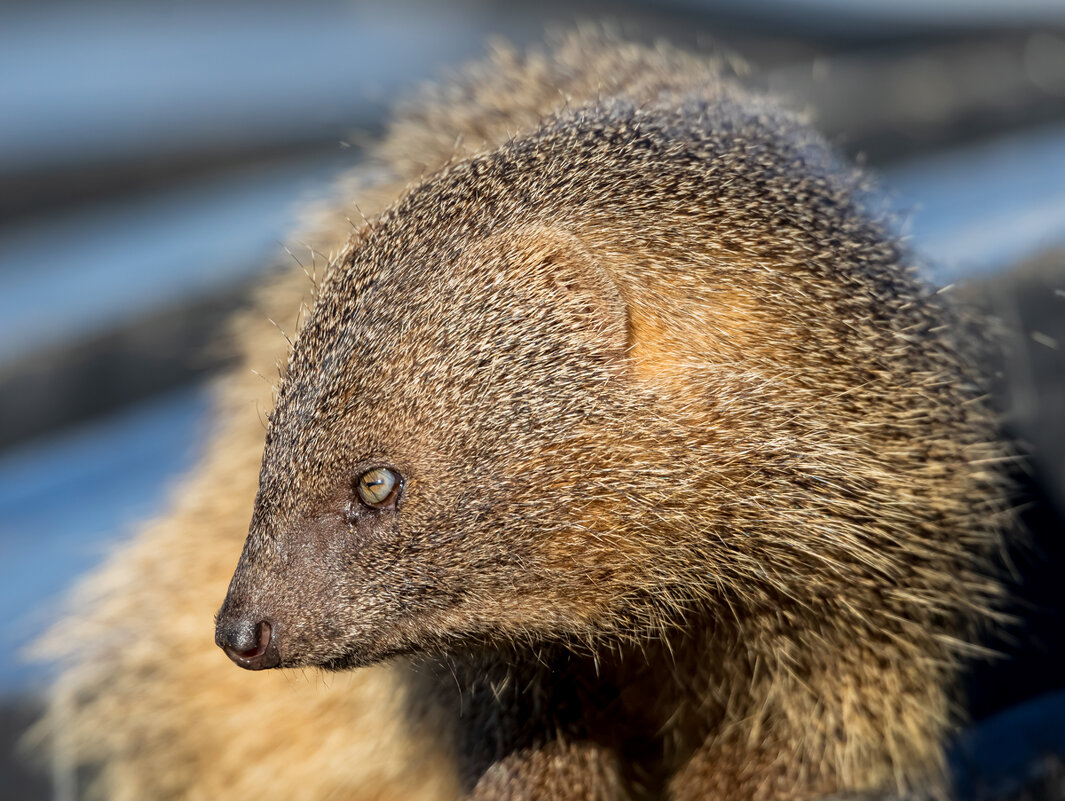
[0,2,481,170]
[887,122,1065,282]
[0,154,347,363]
[0,385,210,692]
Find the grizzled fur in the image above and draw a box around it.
[40,32,1010,801]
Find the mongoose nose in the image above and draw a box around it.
[216,617,280,670]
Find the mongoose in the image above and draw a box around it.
[41,32,1011,801]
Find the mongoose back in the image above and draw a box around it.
[43,33,1010,801]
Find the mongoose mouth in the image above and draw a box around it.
[318,641,415,671]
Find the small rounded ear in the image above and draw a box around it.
[496,225,630,357]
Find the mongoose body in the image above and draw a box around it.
[44,34,1009,801]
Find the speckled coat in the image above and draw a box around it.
[39,31,1011,801]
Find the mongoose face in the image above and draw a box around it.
[216,159,645,669]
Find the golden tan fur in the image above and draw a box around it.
[38,32,1011,801]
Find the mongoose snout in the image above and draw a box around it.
[216,615,279,670]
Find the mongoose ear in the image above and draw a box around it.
[497,226,630,358]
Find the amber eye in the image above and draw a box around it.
[356,467,401,509]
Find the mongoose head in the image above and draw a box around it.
[215,119,658,670]
[216,213,645,669]
[216,97,1004,672]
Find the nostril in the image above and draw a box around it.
[217,617,280,670]
[236,620,272,660]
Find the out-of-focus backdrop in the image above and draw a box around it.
[2,1,1064,799]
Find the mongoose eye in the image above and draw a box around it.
[356,467,401,509]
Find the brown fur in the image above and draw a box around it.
[38,32,1011,801]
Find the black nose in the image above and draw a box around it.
[215,617,280,670]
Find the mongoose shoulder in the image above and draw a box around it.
[46,33,1011,801]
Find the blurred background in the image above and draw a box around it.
[2,1,1064,798]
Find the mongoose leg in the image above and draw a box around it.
[668,735,836,801]
[470,740,630,801]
